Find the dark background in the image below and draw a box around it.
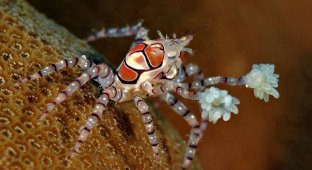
[26,0,312,169]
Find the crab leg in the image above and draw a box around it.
[84,21,148,42]
[176,63,204,85]
[18,56,93,83]
[40,64,110,121]
[180,75,246,90]
[162,93,201,169]
[134,96,160,158]
[70,92,109,158]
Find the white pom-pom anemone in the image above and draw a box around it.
[199,87,240,124]
[245,64,279,102]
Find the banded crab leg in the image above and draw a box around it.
[84,21,149,44]
[141,82,201,167]
[176,63,204,85]
[70,92,109,158]
[162,93,201,169]
[174,65,212,166]
[146,64,204,168]
[180,75,246,90]
[40,63,111,121]
[17,55,94,83]
[70,73,122,158]
[144,82,198,101]
[133,96,160,159]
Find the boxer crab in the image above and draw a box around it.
[18,22,279,169]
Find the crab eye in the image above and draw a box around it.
[166,66,178,79]
[167,51,177,59]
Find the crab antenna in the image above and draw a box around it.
[173,33,177,39]
[157,30,165,39]
[180,34,193,46]
[180,24,209,38]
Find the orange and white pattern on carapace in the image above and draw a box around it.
[144,43,164,68]
[117,43,165,84]
[128,43,146,54]
[118,63,138,82]
[126,52,149,70]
